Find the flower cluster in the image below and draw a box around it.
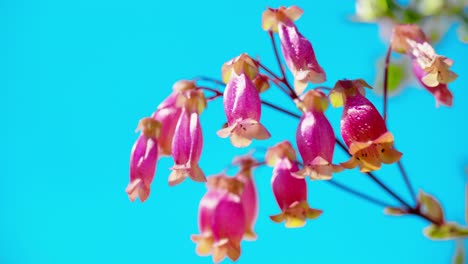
[126,5,459,263]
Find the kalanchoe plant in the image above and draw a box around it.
[266,141,322,227]
[330,79,402,172]
[262,6,326,94]
[389,24,457,106]
[295,90,343,179]
[127,4,466,263]
[168,88,207,186]
[217,54,271,147]
[192,174,246,263]
[126,117,161,202]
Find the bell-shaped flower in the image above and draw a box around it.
[232,155,259,240]
[407,39,458,88]
[217,72,270,148]
[169,89,207,186]
[295,90,342,180]
[261,6,303,32]
[266,141,322,228]
[330,80,402,172]
[152,80,197,156]
[412,59,453,107]
[192,175,246,263]
[278,20,326,94]
[126,118,161,202]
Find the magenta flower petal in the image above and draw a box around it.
[152,92,182,156]
[340,92,402,172]
[217,73,270,147]
[278,21,326,94]
[126,118,160,202]
[270,158,322,228]
[169,107,206,186]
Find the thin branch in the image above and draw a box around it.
[261,100,300,118]
[397,160,417,204]
[255,60,292,97]
[334,139,413,210]
[194,76,225,86]
[268,31,299,100]
[383,45,392,122]
[326,180,392,208]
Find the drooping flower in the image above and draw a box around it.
[217,71,270,148]
[168,89,207,186]
[330,79,402,172]
[126,118,161,202]
[192,175,246,263]
[407,39,458,87]
[266,141,322,228]
[262,6,326,95]
[412,59,453,107]
[278,21,325,94]
[295,90,342,180]
[232,155,259,240]
[390,24,457,106]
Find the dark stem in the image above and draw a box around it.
[326,180,392,208]
[263,98,414,210]
[194,76,225,86]
[383,45,392,122]
[261,100,300,118]
[255,60,294,98]
[397,160,417,204]
[268,31,299,100]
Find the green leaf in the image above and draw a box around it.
[453,240,465,264]
[458,23,468,44]
[384,207,408,216]
[424,222,468,240]
[373,56,409,97]
[419,190,445,224]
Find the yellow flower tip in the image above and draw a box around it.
[222,54,259,83]
[300,90,329,112]
[136,117,161,139]
[191,233,214,256]
[173,79,196,92]
[178,89,207,114]
[265,141,297,166]
[270,212,286,223]
[261,6,303,32]
[330,79,372,107]
[243,227,257,241]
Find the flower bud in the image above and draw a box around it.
[126,118,161,202]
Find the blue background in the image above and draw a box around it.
[3,0,468,263]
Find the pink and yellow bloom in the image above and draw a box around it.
[266,141,322,228]
[217,70,270,147]
[126,118,161,202]
[192,175,246,263]
[169,89,207,185]
[295,90,342,180]
[330,79,402,172]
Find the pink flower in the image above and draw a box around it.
[295,90,342,180]
[192,175,246,263]
[152,80,197,156]
[217,72,270,147]
[152,92,181,156]
[412,60,453,107]
[278,21,326,94]
[266,141,322,228]
[330,80,402,172]
[168,90,207,186]
[126,118,161,202]
[232,156,259,240]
